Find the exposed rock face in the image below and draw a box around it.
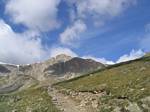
[20,54,73,81]
[0,65,17,73]
[0,65,11,73]
[0,64,19,76]
[44,57,104,76]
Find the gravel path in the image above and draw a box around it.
[48,87,88,112]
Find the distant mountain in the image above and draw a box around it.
[0,64,18,75]
[0,54,105,86]
[44,57,104,76]
[20,54,105,81]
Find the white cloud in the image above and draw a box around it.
[117,49,145,63]
[66,0,136,21]
[50,47,78,57]
[0,19,49,64]
[5,0,60,32]
[60,20,87,46]
[82,50,145,65]
[82,56,115,65]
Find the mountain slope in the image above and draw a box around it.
[44,57,104,77]
[54,56,150,112]
[0,86,60,112]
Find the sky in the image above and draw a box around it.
[0,0,150,65]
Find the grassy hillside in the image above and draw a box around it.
[0,86,60,112]
[55,56,150,111]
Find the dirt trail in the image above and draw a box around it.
[48,87,93,112]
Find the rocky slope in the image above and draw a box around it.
[44,57,104,79]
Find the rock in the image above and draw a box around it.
[80,100,88,107]
[91,100,99,108]
[114,107,121,112]
[60,108,65,111]
[52,97,57,101]
[26,107,32,112]
[141,96,150,110]
[126,103,142,112]
[140,88,145,91]
[140,67,146,71]
[12,109,17,112]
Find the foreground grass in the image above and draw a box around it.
[0,86,60,112]
[55,56,150,111]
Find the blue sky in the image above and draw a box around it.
[0,0,150,64]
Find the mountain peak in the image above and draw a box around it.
[54,54,73,62]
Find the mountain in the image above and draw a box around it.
[0,54,104,96]
[0,54,104,88]
[1,54,149,112]
[18,54,104,81]
[54,55,150,112]
[44,57,104,78]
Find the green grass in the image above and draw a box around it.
[0,86,60,112]
[55,56,150,111]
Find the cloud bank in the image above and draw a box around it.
[117,49,145,63]
[0,19,48,64]
[82,49,145,65]
[5,0,60,32]
[82,56,115,65]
